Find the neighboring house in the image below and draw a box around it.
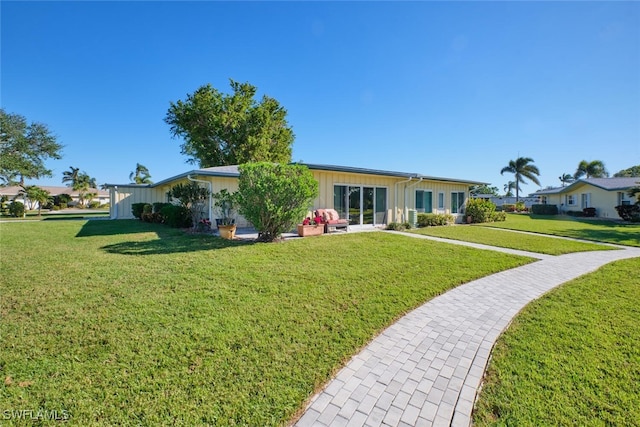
[0,186,109,208]
[104,163,485,226]
[531,177,640,219]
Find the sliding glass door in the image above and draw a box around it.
[334,185,387,226]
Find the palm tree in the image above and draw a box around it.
[503,181,517,197]
[559,173,574,187]
[129,163,152,184]
[62,166,80,187]
[31,187,52,216]
[574,160,608,179]
[500,157,541,202]
[19,185,51,215]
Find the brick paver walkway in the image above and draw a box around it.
[294,232,640,427]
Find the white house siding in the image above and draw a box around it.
[537,180,639,219]
[561,184,621,219]
[107,166,481,226]
[311,170,398,223]
[110,185,167,219]
[408,182,472,216]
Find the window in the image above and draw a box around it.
[567,195,576,206]
[415,190,433,213]
[451,192,465,214]
[541,196,548,205]
[618,192,631,206]
[438,192,445,210]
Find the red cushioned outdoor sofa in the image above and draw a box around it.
[316,208,349,233]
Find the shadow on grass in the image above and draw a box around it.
[76,219,165,237]
[529,215,634,227]
[100,233,251,255]
[77,219,253,255]
[560,228,640,246]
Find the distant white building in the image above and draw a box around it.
[0,185,109,209]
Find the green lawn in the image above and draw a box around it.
[473,258,640,426]
[0,220,531,426]
[409,224,613,255]
[1,210,109,221]
[483,213,640,247]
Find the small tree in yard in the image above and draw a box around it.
[238,162,318,242]
[168,181,211,229]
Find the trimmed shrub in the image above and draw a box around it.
[503,204,516,213]
[153,202,170,213]
[131,203,146,219]
[8,201,25,217]
[386,222,407,231]
[160,204,191,228]
[88,201,101,209]
[566,210,584,217]
[615,204,640,222]
[531,204,558,215]
[59,203,68,209]
[465,198,496,223]
[238,162,319,242]
[417,213,454,227]
[490,211,507,222]
[515,201,527,212]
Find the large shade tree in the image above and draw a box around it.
[574,160,608,179]
[500,157,541,202]
[165,80,294,167]
[613,165,640,177]
[0,109,63,185]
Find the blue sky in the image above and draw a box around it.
[2,1,639,195]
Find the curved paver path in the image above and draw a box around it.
[294,231,640,427]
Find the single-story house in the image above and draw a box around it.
[0,185,109,209]
[531,177,640,219]
[104,163,486,227]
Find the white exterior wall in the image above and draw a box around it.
[109,170,475,226]
[541,183,634,219]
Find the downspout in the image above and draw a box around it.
[112,186,118,219]
[187,174,213,222]
[405,177,424,222]
[394,177,412,223]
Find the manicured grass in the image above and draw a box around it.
[484,213,640,247]
[0,220,531,426]
[1,211,109,221]
[473,258,640,426]
[409,225,613,255]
